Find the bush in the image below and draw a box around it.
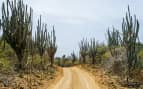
[111,60,126,78]
[102,51,111,60]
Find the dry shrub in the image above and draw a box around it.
[132,69,143,83]
[111,60,126,78]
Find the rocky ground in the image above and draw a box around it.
[0,66,63,89]
[81,64,143,89]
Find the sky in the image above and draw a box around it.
[0,0,143,57]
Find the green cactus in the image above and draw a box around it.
[88,38,98,64]
[46,26,57,67]
[35,16,47,67]
[79,38,89,63]
[71,51,77,64]
[35,16,48,80]
[35,16,47,57]
[107,27,120,57]
[122,6,140,82]
[0,0,33,70]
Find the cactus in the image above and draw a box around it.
[88,38,98,64]
[35,16,48,80]
[79,38,89,63]
[122,6,140,82]
[107,27,120,57]
[0,0,33,70]
[46,26,57,67]
[71,51,77,64]
[35,16,47,67]
[35,16,47,57]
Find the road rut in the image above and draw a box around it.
[49,67,100,89]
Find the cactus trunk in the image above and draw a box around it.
[50,55,54,67]
[121,6,139,83]
[16,50,24,69]
[46,26,57,67]
[79,38,88,64]
[92,56,95,64]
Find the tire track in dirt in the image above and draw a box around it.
[49,67,100,89]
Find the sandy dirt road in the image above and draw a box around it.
[49,67,100,89]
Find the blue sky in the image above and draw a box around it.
[0,0,143,57]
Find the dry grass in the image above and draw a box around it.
[0,66,63,89]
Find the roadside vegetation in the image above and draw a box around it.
[78,6,143,89]
[0,0,142,89]
[0,0,61,89]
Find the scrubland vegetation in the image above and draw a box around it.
[0,0,142,89]
[78,6,143,89]
[0,0,60,88]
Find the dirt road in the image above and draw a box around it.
[49,67,100,89]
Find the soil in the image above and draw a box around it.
[0,66,63,89]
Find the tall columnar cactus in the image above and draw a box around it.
[35,16,47,65]
[107,27,120,57]
[88,38,97,64]
[0,0,33,70]
[79,38,89,63]
[46,26,57,67]
[122,6,139,82]
[71,51,77,64]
